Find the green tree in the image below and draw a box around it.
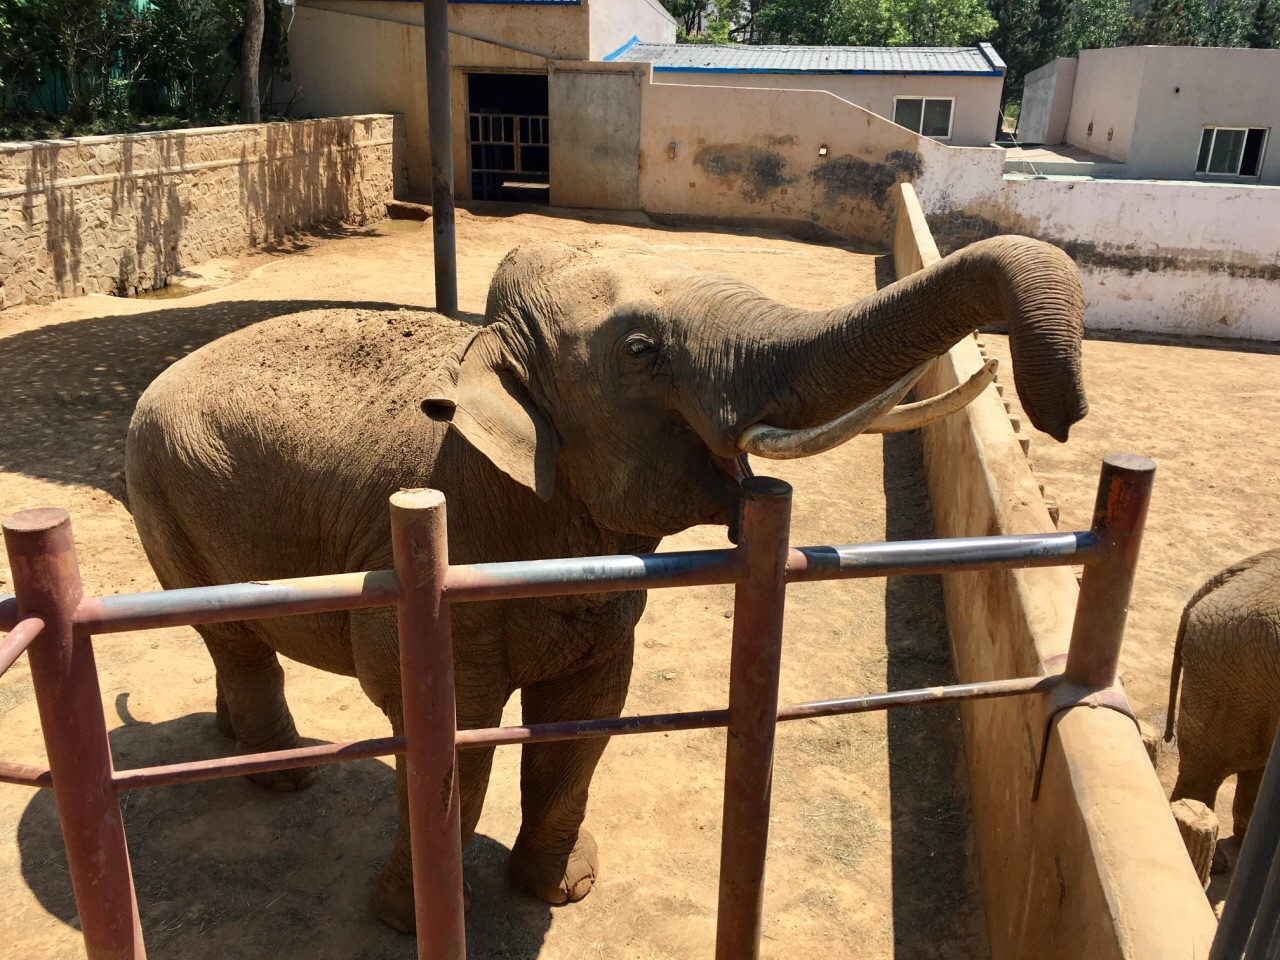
[663,0,714,34]
[1062,0,1130,53]
[1183,0,1251,46]
[1247,0,1280,45]
[753,0,993,44]
[989,0,1071,101]
[1119,0,1196,44]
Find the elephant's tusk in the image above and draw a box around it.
[864,359,998,434]
[736,359,933,460]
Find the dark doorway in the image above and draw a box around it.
[468,72,550,204]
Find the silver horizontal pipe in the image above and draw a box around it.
[70,531,1098,634]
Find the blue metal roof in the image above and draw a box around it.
[608,41,1005,76]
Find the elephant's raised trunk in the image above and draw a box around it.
[735,236,1088,450]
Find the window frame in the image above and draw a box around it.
[892,96,956,142]
[1196,125,1269,179]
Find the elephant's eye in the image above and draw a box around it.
[624,333,658,358]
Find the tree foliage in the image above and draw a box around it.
[1184,0,1251,46]
[1118,0,1197,44]
[730,0,995,45]
[989,0,1070,99]
[0,0,290,133]
[1248,0,1280,45]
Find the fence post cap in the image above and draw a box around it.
[389,489,447,510]
[3,508,71,534]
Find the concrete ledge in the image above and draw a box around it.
[893,181,1216,957]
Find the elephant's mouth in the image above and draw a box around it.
[712,452,753,485]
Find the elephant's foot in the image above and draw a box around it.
[240,722,316,792]
[373,860,472,934]
[509,829,599,905]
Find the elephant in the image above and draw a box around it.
[1167,548,1280,842]
[124,234,1088,933]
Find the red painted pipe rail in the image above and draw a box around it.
[0,455,1155,960]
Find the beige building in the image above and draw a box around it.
[284,9,1009,201]
[610,42,1007,147]
[1017,46,1280,184]
[283,0,677,200]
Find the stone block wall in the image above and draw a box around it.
[0,114,404,308]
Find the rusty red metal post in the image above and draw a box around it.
[390,489,466,960]
[1063,454,1156,689]
[715,477,793,960]
[2,509,145,960]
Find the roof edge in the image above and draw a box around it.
[603,35,640,62]
[977,42,1007,74]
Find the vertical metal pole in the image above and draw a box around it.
[1063,454,1156,689]
[715,477,793,960]
[2,509,145,960]
[390,489,465,960]
[1210,729,1280,960]
[422,0,457,317]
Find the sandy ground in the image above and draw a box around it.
[0,208,989,959]
[984,328,1280,903]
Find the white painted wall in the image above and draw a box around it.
[997,176,1280,339]
[1017,58,1076,145]
[1065,48,1143,162]
[588,0,676,60]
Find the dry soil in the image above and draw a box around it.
[0,208,989,959]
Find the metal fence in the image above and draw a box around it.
[0,454,1158,960]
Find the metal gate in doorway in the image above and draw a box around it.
[468,112,550,201]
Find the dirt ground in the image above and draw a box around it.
[983,328,1280,902]
[0,208,989,959]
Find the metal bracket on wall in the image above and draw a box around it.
[1032,653,1139,802]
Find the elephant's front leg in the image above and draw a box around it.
[353,610,509,933]
[509,646,633,904]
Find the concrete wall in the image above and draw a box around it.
[637,79,1004,246]
[1018,57,1077,145]
[1065,48,1142,163]
[893,183,1217,959]
[1058,46,1280,182]
[588,0,676,60]
[0,115,402,309]
[1128,46,1280,184]
[301,0,589,58]
[927,175,1280,340]
[650,71,1004,147]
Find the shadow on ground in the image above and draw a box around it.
[881,431,989,955]
[17,699,552,959]
[0,299,487,494]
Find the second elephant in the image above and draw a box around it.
[1167,548,1280,840]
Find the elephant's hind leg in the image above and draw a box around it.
[1233,767,1264,840]
[509,647,632,905]
[198,619,314,792]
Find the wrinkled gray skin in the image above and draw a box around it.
[125,234,1088,933]
[1167,549,1280,840]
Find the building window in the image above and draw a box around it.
[893,97,954,140]
[1196,126,1268,177]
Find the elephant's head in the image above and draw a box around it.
[423,235,1086,538]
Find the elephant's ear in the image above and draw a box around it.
[422,327,559,502]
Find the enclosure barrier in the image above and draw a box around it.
[0,455,1153,960]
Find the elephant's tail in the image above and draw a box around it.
[1165,605,1192,743]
